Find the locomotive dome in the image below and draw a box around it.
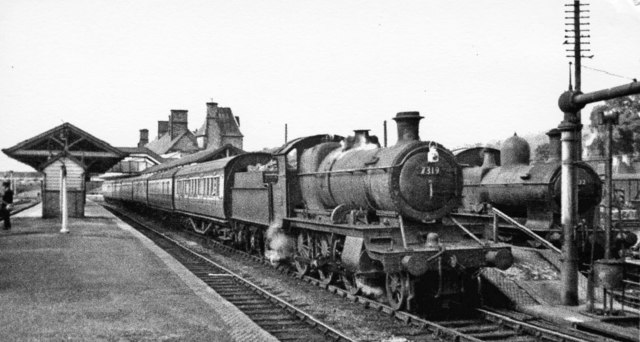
[500,133,530,166]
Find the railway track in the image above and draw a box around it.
[105,203,618,342]
[107,206,354,342]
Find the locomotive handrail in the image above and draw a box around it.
[448,216,486,247]
[297,164,398,176]
[491,208,562,254]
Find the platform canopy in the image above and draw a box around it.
[2,122,127,174]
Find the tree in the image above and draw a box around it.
[533,142,550,162]
[586,95,640,158]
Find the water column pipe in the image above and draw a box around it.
[557,81,640,306]
[598,111,619,260]
[558,112,581,306]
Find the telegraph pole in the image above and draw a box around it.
[564,0,592,160]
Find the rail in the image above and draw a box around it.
[491,207,562,254]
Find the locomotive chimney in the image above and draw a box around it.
[393,111,423,144]
[138,129,149,148]
[546,128,561,162]
[481,149,497,168]
[353,129,371,146]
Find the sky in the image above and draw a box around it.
[1,0,639,172]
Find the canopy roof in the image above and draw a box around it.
[2,122,127,173]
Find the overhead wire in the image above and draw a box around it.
[582,65,637,82]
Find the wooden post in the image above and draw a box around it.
[60,164,69,233]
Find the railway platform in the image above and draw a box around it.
[0,199,278,342]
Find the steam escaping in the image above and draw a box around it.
[356,277,384,298]
[264,221,294,265]
[336,132,381,160]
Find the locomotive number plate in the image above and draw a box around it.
[419,166,440,176]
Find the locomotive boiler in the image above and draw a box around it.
[455,129,602,244]
[298,112,460,222]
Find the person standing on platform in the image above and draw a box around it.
[1,181,14,230]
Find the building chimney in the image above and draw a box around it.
[138,129,149,148]
[157,121,168,138]
[169,109,189,140]
[546,128,561,162]
[206,102,218,118]
[235,116,240,127]
[393,111,423,144]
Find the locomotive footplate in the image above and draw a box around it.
[366,244,513,277]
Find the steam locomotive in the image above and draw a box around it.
[452,129,603,248]
[103,112,513,311]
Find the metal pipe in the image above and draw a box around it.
[560,126,578,305]
[398,215,408,249]
[449,216,486,246]
[604,120,613,259]
[383,120,387,147]
[493,212,498,242]
[492,208,561,254]
[573,82,640,107]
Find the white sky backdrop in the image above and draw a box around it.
[1,0,639,171]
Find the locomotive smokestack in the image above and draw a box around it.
[393,111,423,144]
[481,149,497,168]
[353,129,370,144]
[546,128,561,162]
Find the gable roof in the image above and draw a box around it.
[216,107,243,137]
[2,122,127,173]
[144,131,199,155]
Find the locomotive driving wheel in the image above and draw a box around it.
[294,232,312,276]
[316,235,336,285]
[386,271,410,311]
